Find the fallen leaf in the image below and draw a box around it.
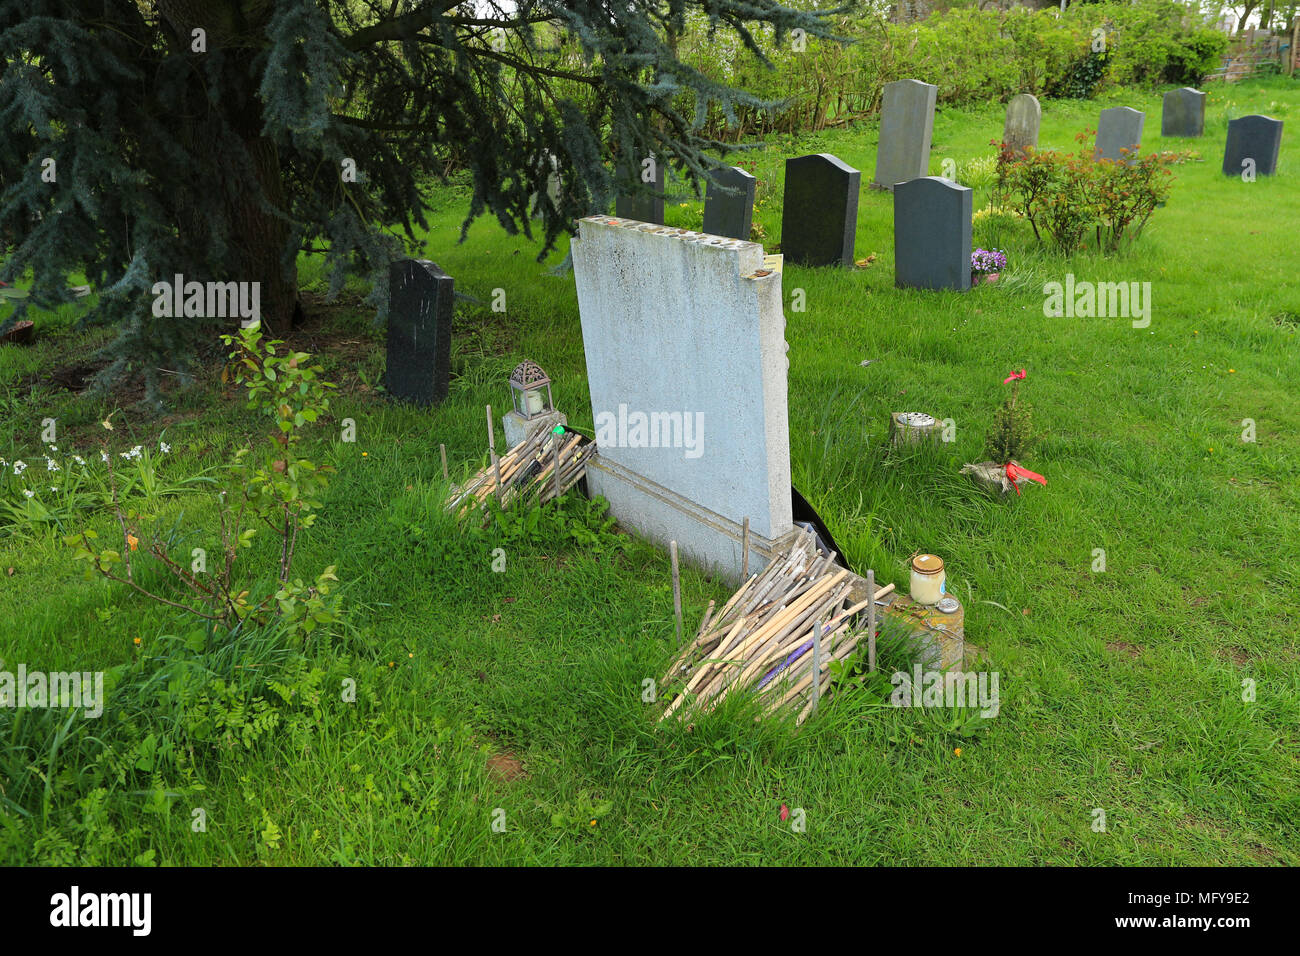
[779,803,789,822]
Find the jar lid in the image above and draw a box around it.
[912,553,944,573]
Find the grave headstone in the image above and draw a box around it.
[614,156,666,224]
[893,177,972,292]
[387,259,453,407]
[1095,107,1144,164]
[703,166,757,241]
[1222,114,1283,177]
[780,154,859,267]
[530,150,562,219]
[571,218,792,578]
[872,79,938,190]
[1003,93,1041,155]
[1161,87,1206,138]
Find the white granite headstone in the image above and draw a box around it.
[571,217,794,580]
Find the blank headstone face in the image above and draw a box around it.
[894,177,972,292]
[872,79,937,190]
[614,158,666,224]
[387,259,453,407]
[1003,94,1041,155]
[571,217,792,575]
[1161,88,1206,138]
[1095,107,1145,164]
[1222,115,1283,177]
[781,154,859,267]
[703,166,756,241]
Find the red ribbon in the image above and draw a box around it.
[1005,462,1047,495]
[1003,369,1027,384]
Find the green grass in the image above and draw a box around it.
[2,78,1298,865]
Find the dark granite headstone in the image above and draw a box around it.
[703,166,756,240]
[1161,88,1206,138]
[1222,115,1283,177]
[1003,94,1041,155]
[387,259,453,407]
[872,79,937,190]
[614,157,666,224]
[1095,107,1144,164]
[780,153,859,267]
[894,176,972,292]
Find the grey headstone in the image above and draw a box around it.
[1003,94,1041,155]
[893,177,972,292]
[530,150,562,219]
[387,259,453,407]
[872,79,937,190]
[1095,107,1144,164]
[780,153,859,267]
[615,156,666,224]
[703,166,756,240]
[1161,88,1206,138]
[1222,114,1283,177]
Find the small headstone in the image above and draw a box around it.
[1161,88,1206,138]
[530,150,562,219]
[893,176,972,292]
[1095,107,1144,164]
[1003,94,1041,155]
[872,79,937,190]
[387,259,453,406]
[614,157,666,224]
[781,154,859,267]
[703,166,756,241]
[1222,114,1283,177]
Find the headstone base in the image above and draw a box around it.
[503,408,567,449]
[585,453,794,584]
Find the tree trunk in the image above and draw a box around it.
[158,0,299,336]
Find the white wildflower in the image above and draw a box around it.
[159,441,171,454]
[23,489,34,499]
[45,458,60,472]
[13,461,26,475]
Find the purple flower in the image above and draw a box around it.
[971,248,1007,274]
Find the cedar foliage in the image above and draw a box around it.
[0,0,840,405]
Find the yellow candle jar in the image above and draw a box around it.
[909,554,946,605]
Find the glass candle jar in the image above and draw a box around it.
[909,554,945,605]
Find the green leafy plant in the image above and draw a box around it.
[64,327,341,642]
[1000,132,1185,254]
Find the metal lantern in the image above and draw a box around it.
[509,360,554,420]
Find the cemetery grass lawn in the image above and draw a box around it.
[2,78,1299,865]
